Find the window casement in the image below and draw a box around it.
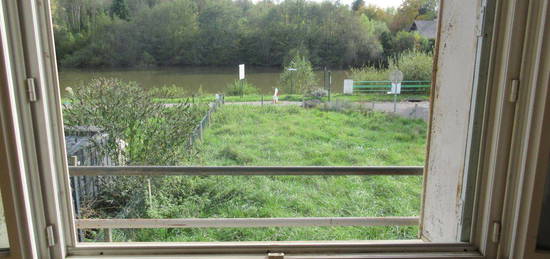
[0,0,549,258]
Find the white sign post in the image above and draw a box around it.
[238,64,245,97]
[239,64,245,80]
[389,70,404,113]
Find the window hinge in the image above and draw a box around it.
[46,225,56,247]
[26,78,38,102]
[491,221,501,243]
[267,252,285,259]
[509,79,519,103]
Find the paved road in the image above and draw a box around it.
[225,101,430,121]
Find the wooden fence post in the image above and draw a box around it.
[104,228,112,242]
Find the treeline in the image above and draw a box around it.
[52,0,437,68]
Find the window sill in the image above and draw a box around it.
[67,240,482,258]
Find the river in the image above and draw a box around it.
[58,66,350,97]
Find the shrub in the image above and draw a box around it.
[63,78,201,165]
[279,54,317,95]
[349,66,388,81]
[306,88,328,99]
[148,85,186,98]
[391,51,433,81]
[225,80,259,96]
[64,78,206,221]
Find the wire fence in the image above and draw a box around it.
[187,95,224,149]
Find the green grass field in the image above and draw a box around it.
[107,105,427,242]
[190,105,427,166]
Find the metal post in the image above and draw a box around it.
[393,94,397,113]
[328,71,332,102]
[291,73,294,95]
[261,95,264,105]
[147,178,152,209]
[241,79,244,98]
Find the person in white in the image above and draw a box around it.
[273,88,279,104]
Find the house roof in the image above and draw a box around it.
[410,20,437,39]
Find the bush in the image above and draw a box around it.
[64,78,207,221]
[225,80,259,96]
[148,85,186,98]
[63,78,201,165]
[306,88,328,99]
[279,54,317,95]
[349,66,388,81]
[391,51,433,81]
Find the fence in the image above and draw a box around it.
[187,95,224,148]
[68,166,424,242]
[351,81,431,95]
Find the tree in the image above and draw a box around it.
[351,0,365,12]
[390,0,438,32]
[111,0,130,21]
[279,53,317,94]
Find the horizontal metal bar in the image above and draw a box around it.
[68,166,424,176]
[75,217,419,229]
[354,81,431,83]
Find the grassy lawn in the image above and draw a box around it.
[190,105,427,166]
[111,105,427,242]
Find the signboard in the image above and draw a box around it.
[239,64,245,80]
[389,83,402,94]
[388,70,403,95]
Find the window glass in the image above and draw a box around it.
[0,192,9,248]
[55,0,437,242]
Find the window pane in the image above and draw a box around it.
[74,175,420,242]
[0,192,9,248]
[55,0,436,242]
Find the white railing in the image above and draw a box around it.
[69,166,423,242]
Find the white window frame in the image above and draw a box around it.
[0,0,548,258]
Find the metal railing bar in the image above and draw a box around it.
[75,217,419,229]
[68,166,424,176]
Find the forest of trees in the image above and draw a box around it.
[51,0,437,68]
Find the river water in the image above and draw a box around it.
[58,66,350,96]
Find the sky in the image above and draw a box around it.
[252,0,404,9]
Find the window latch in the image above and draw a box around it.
[268,252,285,259]
[46,225,56,247]
[509,79,519,103]
[26,78,38,102]
[491,221,501,243]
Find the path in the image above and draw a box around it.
[225,101,430,121]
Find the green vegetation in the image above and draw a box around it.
[63,78,205,165]
[52,0,436,68]
[97,105,426,242]
[280,53,317,94]
[191,105,426,166]
[225,80,259,96]
[350,51,433,82]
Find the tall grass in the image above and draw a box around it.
[350,51,433,82]
[87,105,427,242]
[191,105,427,166]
